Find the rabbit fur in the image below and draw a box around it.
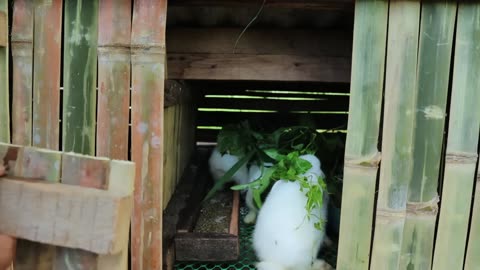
[243,163,272,224]
[252,154,332,270]
[208,147,249,187]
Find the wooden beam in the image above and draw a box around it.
[166,28,352,82]
[168,0,354,10]
[0,178,132,255]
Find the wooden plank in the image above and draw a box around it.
[168,0,354,10]
[167,28,352,57]
[10,0,33,146]
[130,0,167,269]
[32,0,63,150]
[9,146,61,270]
[0,177,132,255]
[0,0,9,142]
[175,234,239,261]
[167,53,351,82]
[0,8,6,46]
[62,0,98,154]
[97,0,132,160]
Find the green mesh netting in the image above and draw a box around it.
[175,207,338,270]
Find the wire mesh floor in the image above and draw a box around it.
[175,207,338,270]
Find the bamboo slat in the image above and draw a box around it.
[59,0,100,267]
[399,2,456,270]
[436,4,480,270]
[163,106,176,208]
[10,0,33,146]
[466,174,480,270]
[131,0,168,268]
[370,1,420,269]
[32,0,63,150]
[336,1,388,269]
[0,0,9,142]
[97,0,132,160]
[62,0,99,154]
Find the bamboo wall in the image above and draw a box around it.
[338,1,480,270]
[0,0,196,269]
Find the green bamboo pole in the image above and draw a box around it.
[59,0,99,268]
[62,0,98,154]
[370,1,420,269]
[131,0,168,268]
[398,2,457,270]
[0,0,9,142]
[433,4,480,270]
[336,1,388,269]
[10,0,33,146]
[466,175,480,270]
[32,0,63,150]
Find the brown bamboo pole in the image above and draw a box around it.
[32,0,63,150]
[434,3,480,270]
[97,0,132,160]
[131,0,167,269]
[10,0,33,146]
[0,0,9,143]
[370,1,420,269]
[336,1,388,269]
[398,2,457,269]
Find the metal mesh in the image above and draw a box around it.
[175,207,337,270]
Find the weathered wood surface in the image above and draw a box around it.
[10,0,33,146]
[97,0,132,160]
[169,0,354,10]
[130,0,168,268]
[0,177,132,255]
[32,0,63,150]
[0,0,9,142]
[175,234,239,262]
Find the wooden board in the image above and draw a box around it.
[0,177,132,255]
[32,0,63,150]
[10,0,34,146]
[0,10,6,47]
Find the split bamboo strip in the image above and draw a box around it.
[97,0,132,160]
[59,0,99,267]
[433,4,480,270]
[131,0,167,268]
[10,0,33,146]
[163,106,176,208]
[0,0,9,142]
[336,1,387,269]
[401,2,456,269]
[466,173,480,270]
[62,0,99,154]
[370,1,420,269]
[32,0,63,150]
[12,147,61,270]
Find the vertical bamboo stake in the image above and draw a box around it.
[433,4,480,270]
[370,1,420,269]
[466,174,480,270]
[400,2,457,269]
[59,0,99,267]
[10,0,33,146]
[0,0,9,142]
[97,0,131,160]
[62,0,98,154]
[131,0,167,268]
[336,1,388,269]
[32,0,63,150]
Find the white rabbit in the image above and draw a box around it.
[243,162,272,224]
[252,154,332,270]
[208,147,249,187]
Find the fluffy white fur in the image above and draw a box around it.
[208,147,249,187]
[252,154,331,270]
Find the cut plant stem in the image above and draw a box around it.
[370,1,420,269]
[433,3,480,270]
[336,1,388,269]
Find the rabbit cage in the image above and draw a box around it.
[163,3,352,270]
